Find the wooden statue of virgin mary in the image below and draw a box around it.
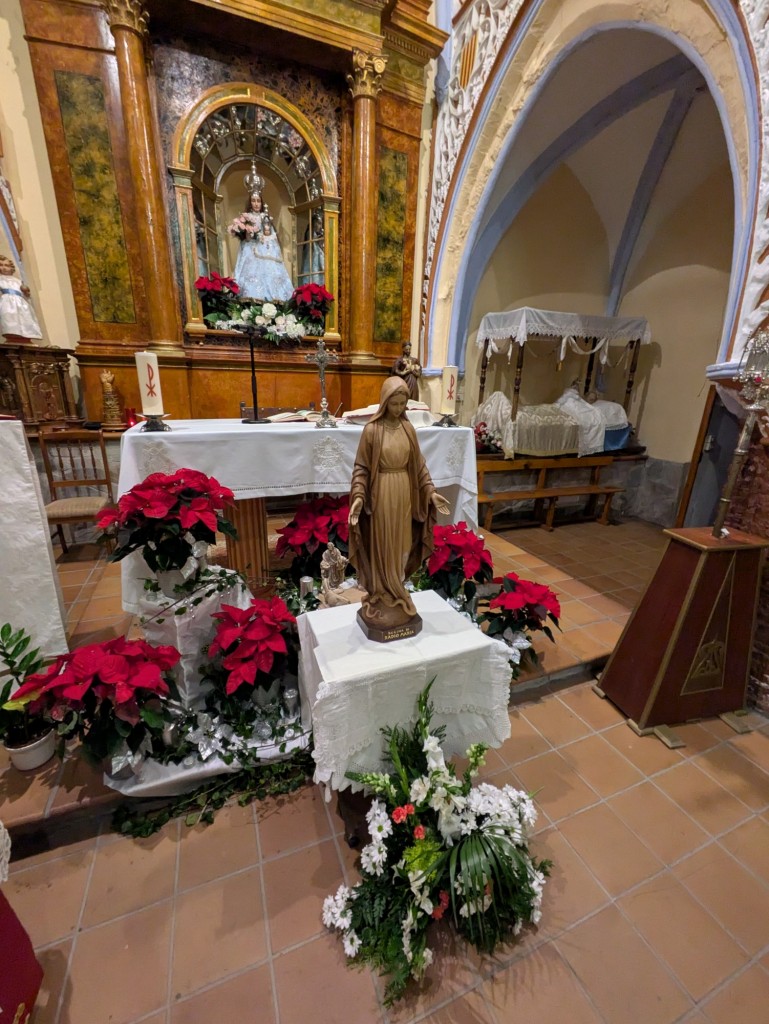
[348,377,450,641]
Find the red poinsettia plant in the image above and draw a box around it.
[275,494,350,582]
[420,521,494,601]
[479,572,561,644]
[8,637,180,763]
[96,469,237,576]
[289,283,334,320]
[208,596,296,696]
[194,272,241,325]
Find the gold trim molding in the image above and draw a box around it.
[347,50,389,99]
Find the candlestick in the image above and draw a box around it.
[135,351,164,416]
[440,365,458,415]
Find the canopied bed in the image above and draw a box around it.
[474,307,651,458]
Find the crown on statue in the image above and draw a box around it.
[244,159,265,197]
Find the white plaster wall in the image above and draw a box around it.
[426,0,750,371]
[0,0,79,351]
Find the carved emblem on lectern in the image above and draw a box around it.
[681,640,726,694]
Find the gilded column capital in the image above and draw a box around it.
[347,50,388,100]
[101,0,149,36]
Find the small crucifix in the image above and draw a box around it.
[305,339,339,428]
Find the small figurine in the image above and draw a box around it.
[99,369,124,428]
[320,541,347,590]
[0,255,42,343]
[348,377,449,640]
[391,341,422,401]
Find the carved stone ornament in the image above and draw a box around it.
[347,50,389,100]
[101,0,149,35]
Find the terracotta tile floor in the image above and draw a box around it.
[5,521,769,1022]
[5,681,768,1024]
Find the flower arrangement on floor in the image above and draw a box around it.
[478,572,561,675]
[194,272,241,325]
[323,686,550,1005]
[7,637,180,767]
[288,283,334,335]
[412,521,494,606]
[275,494,351,583]
[96,469,237,594]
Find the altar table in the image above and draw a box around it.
[297,590,512,792]
[118,420,478,612]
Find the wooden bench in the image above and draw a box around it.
[476,455,624,531]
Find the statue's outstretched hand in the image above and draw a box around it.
[349,497,363,526]
[431,492,450,515]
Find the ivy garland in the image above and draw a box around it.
[111,746,315,839]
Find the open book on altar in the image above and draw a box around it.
[264,409,317,423]
[342,400,438,427]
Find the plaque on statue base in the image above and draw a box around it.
[356,608,422,643]
[598,526,769,738]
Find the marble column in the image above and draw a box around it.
[102,0,181,352]
[347,50,387,361]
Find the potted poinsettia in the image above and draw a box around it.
[288,283,334,335]
[96,468,237,597]
[0,624,55,770]
[194,271,241,325]
[7,637,180,772]
[478,572,561,676]
[275,494,350,583]
[414,521,494,609]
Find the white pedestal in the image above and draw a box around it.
[138,570,252,708]
[297,590,512,792]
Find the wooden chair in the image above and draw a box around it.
[38,429,114,552]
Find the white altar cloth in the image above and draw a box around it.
[477,307,651,364]
[297,591,512,793]
[119,420,478,612]
[0,420,67,663]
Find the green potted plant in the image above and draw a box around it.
[0,624,56,771]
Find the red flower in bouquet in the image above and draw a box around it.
[275,504,331,558]
[210,596,296,695]
[96,469,237,575]
[422,521,494,600]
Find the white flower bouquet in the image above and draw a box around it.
[322,685,550,1006]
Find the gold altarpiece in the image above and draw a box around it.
[17,0,446,424]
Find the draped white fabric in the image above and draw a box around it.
[118,420,479,612]
[0,420,67,662]
[477,307,651,364]
[298,591,512,793]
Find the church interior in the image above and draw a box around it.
[1,0,769,1020]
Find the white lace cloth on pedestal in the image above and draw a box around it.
[477,307,651,364]
[298,591,512,793]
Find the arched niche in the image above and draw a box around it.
[170,83,340,339]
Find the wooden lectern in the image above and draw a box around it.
[597,526,768,741]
